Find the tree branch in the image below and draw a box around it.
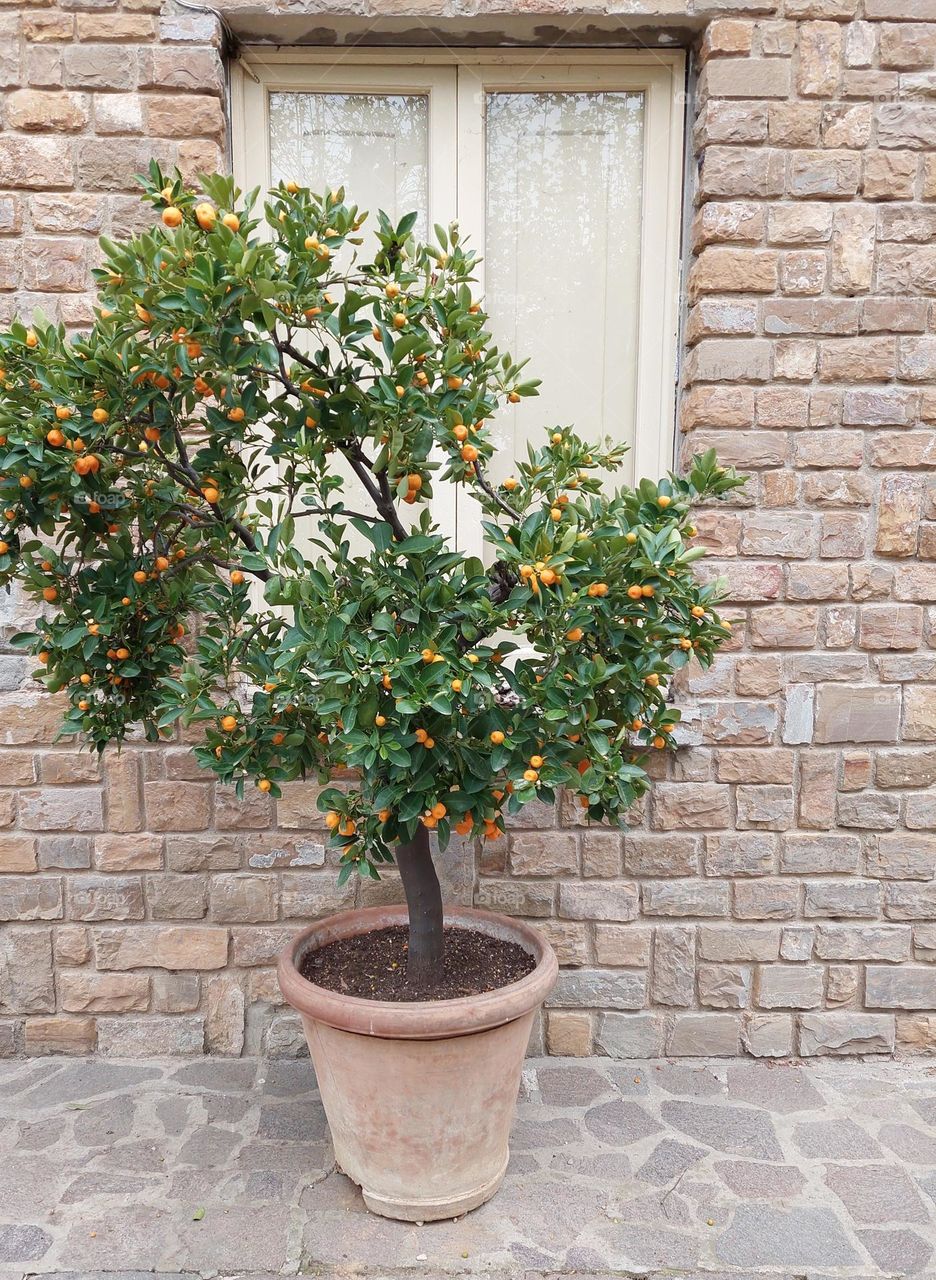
[472,461,521,522]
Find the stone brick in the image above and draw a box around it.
[651,926,695,1006]
[799,1011,895,1055]
[642,880,730,918]
[143,94,224,139]
[866,967,936,1010]
[704,832,776,876]
[699,963,750,1009]
[546,969,646,1011]
[63,44,135,90]
[581,831,621,878]
[869,833,936,879]
[545,1010,592,1056]
[0,928,53,1014]
[903,686,936,741]
[103,752,142,833]
[68,875,144,922]
[814,684,901,743]
[734,880,800,920]
[798,22,842,96]
[650,784,731,831]
[863,149,918,200]
[595,1011,664,1058]
[750,607,818,648]
[781,833,860,873]
[829,205,877,298]
[789,149,860,198]
[94,834,162,872]
[836,790,900,830]
[757,964,824,1009]
[804,879,881,917]
[59,971,149,1013]
[736,786,795,831]
[0,876,62,921]
[19,787,103,832]
[165,835,239,872]
[510,832,578,877]
[816,924,910,961]
[145,874,208,920]
[558,881,638,923]
[209,873,278,924]
[93,926,228,971]
[0,138,73,190]
[54,925,89,966]
[668,1013,740,1056]
[593,924,652,968]
[145,782,210,832]
[876,474,922,557]
[25,1015,96,1056]
[98,1015,204,1057]
[0,834,38,873]
[475,879,553,917]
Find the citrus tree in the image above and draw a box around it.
[0,165,743,983]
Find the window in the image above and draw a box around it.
[233,51,686,553]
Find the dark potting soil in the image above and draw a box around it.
[300,924,536,1002]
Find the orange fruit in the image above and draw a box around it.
[523,768,539,783]
[25,330,38,348]
[378,808,391,823]
[202,486,219,504]
[691,605,705,618]
[0,542,8,555]
[257,778,272,792]
[461,445,478,463]
[325,811,341,830]
[653,735,666,749]
[133,570,147,584]
[431,802,447,819]
[38,650,49,663]
[657,494,671,508]
[222,213,240,232]
[220,714,238,731]
[453,424,468,442]
[230,569,244,585]
[566,627,583,642]
[392,313,406,329]
[92,408,109,424]
[451,678,462,693]
[115,647,129,660]
[42,586,57,602]
[627,585,642,601]
[529,754,544,768]
[195,203,216,230]
[19,475,32,489]
[54,405,71,421]
[46,429,65,447]
[162,207,183,229]
[79,672,91,685]
[375,714,387,727]
[447,375,463,390]
[490,730,505,745]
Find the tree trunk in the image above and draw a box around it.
[395,824,444,984]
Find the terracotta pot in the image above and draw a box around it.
[277,903,558,1222]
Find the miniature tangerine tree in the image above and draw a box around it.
[0,165,743,985]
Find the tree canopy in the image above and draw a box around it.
[0,164,744,883]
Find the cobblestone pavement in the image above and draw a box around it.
[1,1056,936,1279]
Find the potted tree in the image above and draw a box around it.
[0,167,742,1221]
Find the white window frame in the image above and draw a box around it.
[232,49,686,553]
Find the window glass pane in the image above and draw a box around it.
[484,90,644,485]
[267,92,434,547]
[269,92,429,246]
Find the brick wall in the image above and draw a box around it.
[1,0,935,1060]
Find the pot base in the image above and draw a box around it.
[350,1152,508,1222]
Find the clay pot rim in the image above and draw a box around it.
[277,904,558,1040]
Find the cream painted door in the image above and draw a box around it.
[234,53,685,557]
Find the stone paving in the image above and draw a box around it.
[1,1056,936,1279]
